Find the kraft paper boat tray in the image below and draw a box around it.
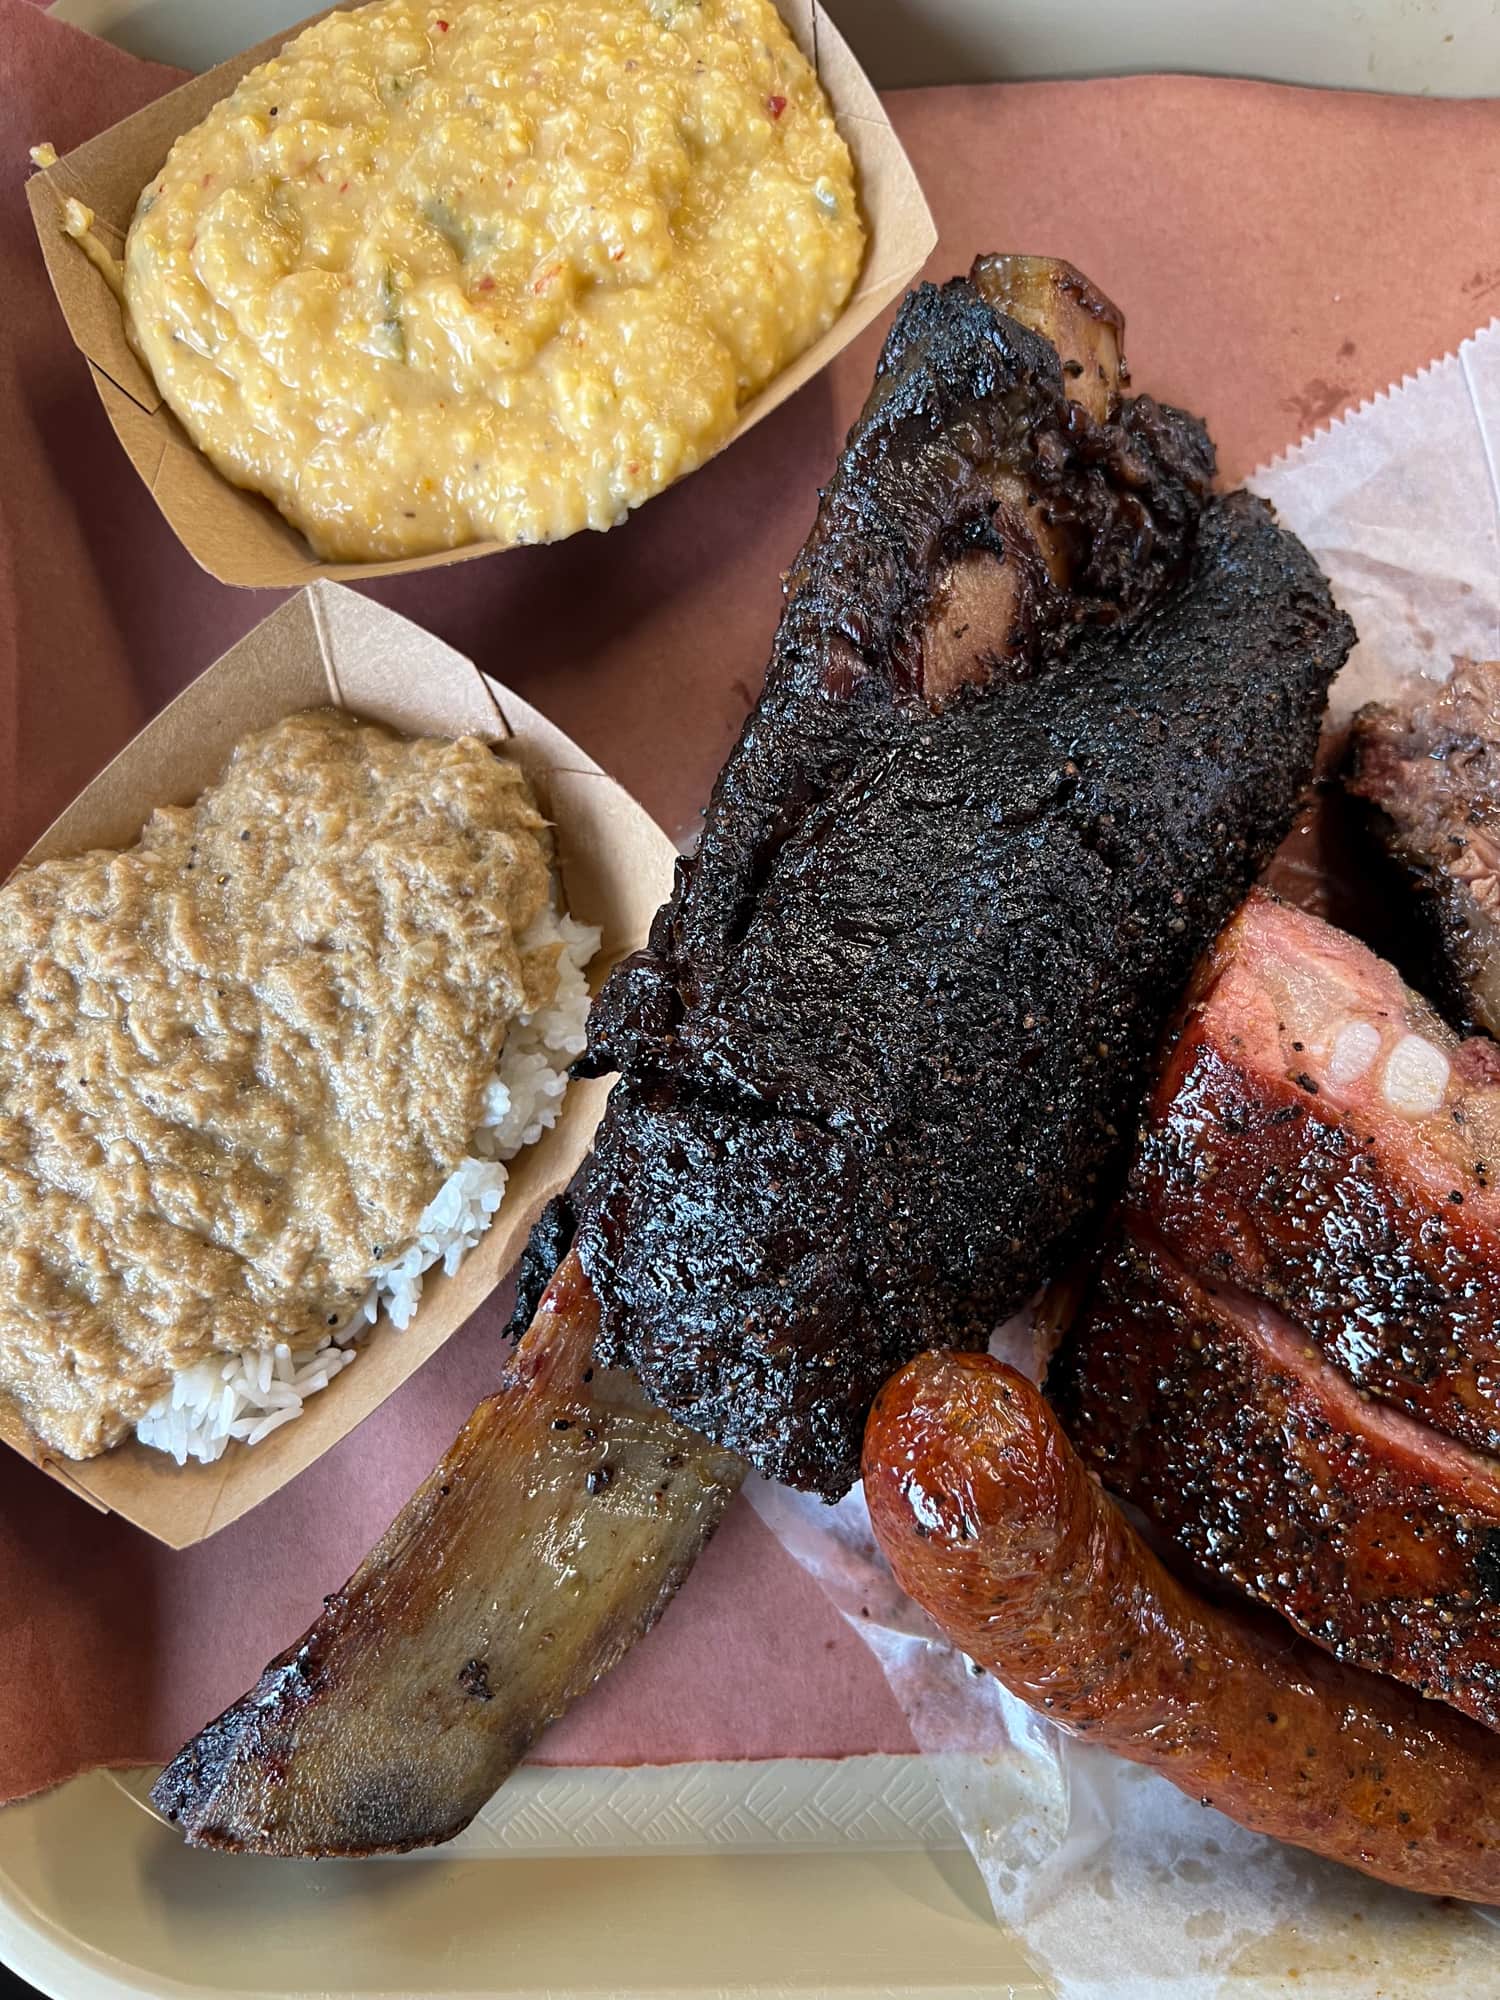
[25,0,937,589]
[0,580,678,1547]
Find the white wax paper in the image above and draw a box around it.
[1256,319,1500,728]
[748,319,1500,1996]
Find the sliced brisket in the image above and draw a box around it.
[1347,659,1500,1039]
[1053,1228,1500,1731]
[1130,890,1500,1459]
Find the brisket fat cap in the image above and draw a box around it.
[569,275,1354,1498]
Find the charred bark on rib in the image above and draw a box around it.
[572,290,1348,1491]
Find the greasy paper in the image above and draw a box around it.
[751,325,1500,1997]
[1252,322,1500,726]
[24,0,935,588]
[3,581,679,1549]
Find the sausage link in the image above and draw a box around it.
[863,1350,1500,1900]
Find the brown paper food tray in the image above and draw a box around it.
[25,0,935,589]
[1,581,678,1548]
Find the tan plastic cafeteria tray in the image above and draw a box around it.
[13,3,1500,1996]
[0,1763,1023,2000]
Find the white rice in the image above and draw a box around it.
[134,899,600,1467]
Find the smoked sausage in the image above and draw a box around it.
[864,1350,1500,1900]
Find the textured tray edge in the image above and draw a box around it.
[107,1755,961,1858]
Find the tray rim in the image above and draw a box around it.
[47,0,1500,94]
[0,1762,1030,2000]
[102,1754,963,1860]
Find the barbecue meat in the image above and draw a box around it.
[970,254,1124,425]
[152,1254,741,1856]
[1128,889,1500,1458]
[1348,659,1500,1038]
[571,276,1352,1493]
[868,1348,1500,1903]
[581,265,1214,1102]
[1053,1228,1500,1731]
[1054,890,1500,1722]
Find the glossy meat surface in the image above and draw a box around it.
[969,254,1124,425]
[865,1350,1500,1902]
[1348,660,1500,1038]
[152,1254,741,1856]
[576,472,1352,1492]
[1054,1229,1500,1729]
[1132,890,1500,1457]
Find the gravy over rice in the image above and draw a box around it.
[0,710,560,1458]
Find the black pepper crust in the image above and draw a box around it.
[1118,918,1500,1460]
[1052,1228,1500,1733]
[556,274,1353,1496]
[1346,660,1500,1041]
[502,1189,579,1343]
